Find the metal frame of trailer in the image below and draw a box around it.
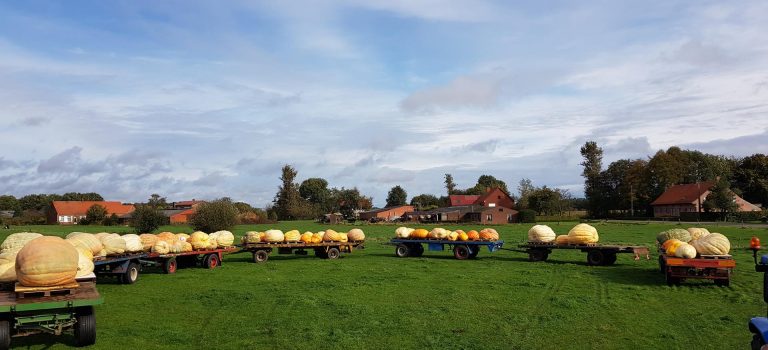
[93,253,147,284]
[241,241,365,263]
[518,242,650,265]
[0,279,103,349]
[658,250,734,286]
[142,247,240,273]
[388,239,504,260]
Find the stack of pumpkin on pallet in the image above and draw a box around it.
[527,223,600,245]
[241,229,366,244]
[657,228,731,258]
[393,227,500,241]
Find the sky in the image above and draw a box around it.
[0,0,767,207]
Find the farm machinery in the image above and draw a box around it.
[748,237,768,349]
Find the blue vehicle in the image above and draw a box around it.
[749,240,768,349]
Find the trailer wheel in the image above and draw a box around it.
[715,279,730,287]
[253,250,269,263]
[528,249,548,262]
[605,253,617,265]
[453,245,470,260]
[204,254,220,269]
[752,333,765,350]
[74,306,96,347]
[326,247,340,259]
[163,258,177,274]
[469,246,479,259]
[658,255,666,274]
[586,250,606,266]
[410,244,424,257]
[0,319,10,350]
[395,244,410,258]
[121,262,139,284]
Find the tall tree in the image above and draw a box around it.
[580,141,605,217]
[703,178,738,218]
[299,177,331,213]
[147,194,168,209]
[386,186,408,207]
[444,174,457,195]
[131,204,165,233]
[273,165,303,220]
[517,178,535,209]
[734,154,768,207]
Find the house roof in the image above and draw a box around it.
[170,208,196,217]
[360,205,413,215]
[475,188,512,205]
[651,181,715,206]
[449,195,480,206]
[52,201,135,216]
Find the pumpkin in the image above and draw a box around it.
[0,252,17,282]
[169,241,185,254]
[182,242,193,252]
[467,230,480,241]
[212,231,235,247]
[663,239,685,256]
[686,228,710,242]
[1,232,44,254]
[674,243,697,259]
[458,232,469,241]
[395,227,414,238]
[75,247,94,278]
[567,224,599,244]
[300,232,313,243]
[447,231,459,241]
[265,230,285,243]
[139,234,158,251]
[188,232,210,250]
[157,232,177,245]
[100,234,126,255]
[340,233,349,243]
[15,236,79,287]
[243,231,261,244]
[177,233,190,242]
[479,228,499,241]
[94,232,111,241]
[324,229,342,242]
[152,241,170,254]
[285,230,301,242]
[528,225,556,243]
[65,233,103,255]
[206,239,218,250]
[312,232,324,243]
[691,233,731,255]
[347,229,365,241]
[656,229,691,244]
[121,234,143,253]
[555,235,570,245]
[429,228,449,239]
[411,229,429,239]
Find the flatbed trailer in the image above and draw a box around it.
[388,239,504,260]
[658,251,735,286]
[518,242,650,265]
[142,246,240,273]
[93,252,147,284]
[241,241,364,263]
[0,278,103,349]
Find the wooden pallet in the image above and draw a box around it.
[14,282,80,299]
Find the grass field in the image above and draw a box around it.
[2,221,766,349]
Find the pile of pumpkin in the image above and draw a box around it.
[393,227,500,241]
[241,228,365,244]
[0,230,236,288]
[527,223,599,245]
[657,228,731,258]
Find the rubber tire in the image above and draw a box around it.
[453,245,470,260]
[0,319,10,350]
[74,306,96,347]
[326,247,340,259]
[752,333,765,350]
[204,254,220,269]
[253,250,269,263]
[163,258,177,274]
[468,246,480,259]
[605,253,617,265]
[528,249,548,262]
[121,262,139,285]
[410,244,424,257]
[395,244,410,258]
[715,279,730,287]
[586,250,605,266]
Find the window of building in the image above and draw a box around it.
[486,214,492,221]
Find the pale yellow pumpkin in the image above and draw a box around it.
[206,239,218,250]
[75,247,94,278]
[447,231,459,241]
[65,233,103,255]
[311,232,324,243]
[686,227,710,242]
[156,232,177,245]
[243,231,261,244]
[121,234,143,253]
[347,229,365,241]
[285,230,301,242]
[555,235,570,245]
[169,241,185,254]
[176,233,190,242]
[15,236,79,287]
[181,242,193,252]
[528,225,556,243]
[100,234,126,255]
[139,234,158,251]
[567,224,599,244]
[429,228,449,239]
[395,227,414,238]
[152,241,170,254]
[265,230,285,243]
[212,231,234,247]
[188,232,210,250]
[340,233,349,243]
[323,229,341,242]
[1,232,43,254]
[0,252,17,282]
[674,243,697,259]
[691,233,730,255]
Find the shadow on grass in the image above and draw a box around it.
[593,266,664,286]
[9,333,77,348]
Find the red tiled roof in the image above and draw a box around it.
[52,201,135,216]
[449,195,480,206]
[650,181,715,206]
[475,187,511,205]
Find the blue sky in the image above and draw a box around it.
[1,0,767,207]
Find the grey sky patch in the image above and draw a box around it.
[680,129,768,157]
[454,139,500,153]
[19,116,50,126]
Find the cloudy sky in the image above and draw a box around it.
[1,1,767,207]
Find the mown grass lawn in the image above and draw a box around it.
[2,221,766,349]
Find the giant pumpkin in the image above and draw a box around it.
[265,230,284,243]
[466,230,480,241]
[567,224,599,244]
[395,227,414,238]
[411,229,429,239]
[447,231,458,241]
[686,228,710,242]
[347,229,365,241]
[674,243,697,259]
[177,233,190,242]
[285,230,301,242]
[188,232,210,250]
[339,233,349,243]
[479,228,499,241]
[75,247,94,278]
[0,252,16,282]
[156,232,177,245]
[323,229,342,242]
[152,241,170,254]
[663,239,685,256]
[429,228,449,239]
[121,234,143,253]
[100,234,126,256]
[691,233,730,255]
[1,232,43,254]
[528,225,556,243]
[300,232,313,243]
[312,232,324,243]
[656,229,691,244]
[243,231,261,244]
[212,231,234,247]
[15,236,79,287]
[139,234,158,251]
[555,235,570,245]
[65,233,103,255]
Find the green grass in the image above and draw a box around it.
[2,222,766,349]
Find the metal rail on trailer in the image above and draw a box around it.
[240,241,364,263]
[143,246,240,273]
[0,278,103,349]
[93,253,148,284]
[658,250,734,286]
[388,239,504,260]
[518,242,650,265]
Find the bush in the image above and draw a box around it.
[518,209,537,223]
[190,198,238,232]
[131,205,166,233]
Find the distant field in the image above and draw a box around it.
[2,221,766,349]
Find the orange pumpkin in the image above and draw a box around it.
[467,230,480,241]
[16,236,79,287]
[157,232,177,245]
[458,232,469,241]
[663,239,685,256]
[411,229,429,239]
[300,232,313,244]
[479,228,499,241]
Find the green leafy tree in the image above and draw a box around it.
[580,141,606,218]
[410,194,440,210]
[703,179,739,219]
[517,178,535,209]
[131,205,166,233]
[299,177,331,216]
[62,192,104,201]
[190,198,239,232]
[84,204,107,225]
[272,165,307,220]
[147,194,168,209]
[386,185,408,207]
[444,174,457,195]
[734,154,768,207]
[103,213,120,226]
[0,195,20,214]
